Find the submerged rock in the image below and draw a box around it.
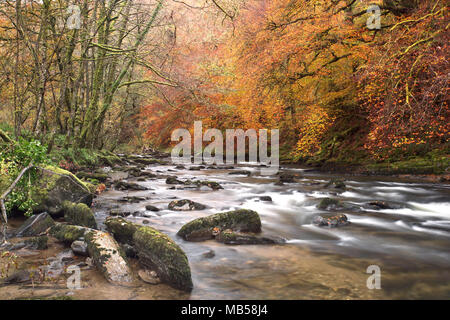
[364,201,401,210]
[259,196,273,202]
[202,250,216,259]
[138,269,161,285]
[317,198,342,210]
[114,181,148,191]
[193,181,223,191]
[15,212,55,238]
[166,176,184,185]
[131,158,162,166]
[177,209,262,242]
[110,209,132,217]
[229,170,251,176]
[325,179,346,190]
[134,226,193,292]
[216,230,286,245]
[31,166,93,216]
[62,201,97,229]
[118,196,147,203]
[168,200,207,211]
[145,205,160,212]
[313,214,350,228]
[279,173,296,183]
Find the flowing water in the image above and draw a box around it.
[89,161,450,300]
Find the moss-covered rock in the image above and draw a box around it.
[84,230,133,285]
[49,224,87,244]
[166,176,184,185]
[168,199,206,211]
[324,179,346,190]
[31,166,93,216]
[24,236,48,250]
[133,226,193,292]
[317,198,342,210]
[62,201,97,229]
[105,217,138,245]
[193,181,223,190]
[177,209,262,241]
[15,212,55,237]
[313,214,350,228]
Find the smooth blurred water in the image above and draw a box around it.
[93,163,450,299]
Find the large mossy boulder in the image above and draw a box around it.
[105,217,193,292]
[177,209,262,242]
[133,226,193,292]
[15,212,55,237]
[62,201,97,229]
[32,166,93,216]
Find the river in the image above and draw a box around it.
[88,160,450,300]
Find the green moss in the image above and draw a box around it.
[177,209,262,241]
[133,226,193,292]
[49,224,87,244]
[105,217,138,245]
[62,201,97,229]
[44,165,90,191]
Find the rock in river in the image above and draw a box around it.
[115,181,148,191]
[14,212,55,237]
[62,201,97,229]
[105,217,193,291]
[168,199,207,211]
[313,214,350,228]
[84,230,133,285]
[31,166,93,216]
[216,230,286,245]
[49,223,133,285]
[177,209,262,242]
[134,225,193,291]
[71,240,89,256]
[105,217,138,245]
[49,224,89,244]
